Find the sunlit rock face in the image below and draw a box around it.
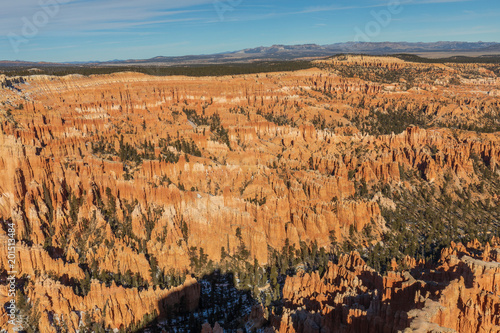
[0,56,498,331]
[275,239,500,333]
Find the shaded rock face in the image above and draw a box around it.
[0,275,200,331]
[0,57,498,331]
[274,240,500,333]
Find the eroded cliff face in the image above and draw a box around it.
[0,55,498,331]
[0,275,200,331]
[274,240,500,333]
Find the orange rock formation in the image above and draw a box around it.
[0,56,498,331]
[274,241,500,333]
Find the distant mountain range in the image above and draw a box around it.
[104,42,500,65]
[1,42,500,67]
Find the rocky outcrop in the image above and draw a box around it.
[0,58,498,331]
[275,241,500,333]
[0,275,200,332]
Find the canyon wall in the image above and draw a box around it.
[0,56,498,331]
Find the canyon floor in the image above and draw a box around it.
[0,55,499,332]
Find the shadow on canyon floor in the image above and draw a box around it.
[283,261,475,333]
[134,270,263,333]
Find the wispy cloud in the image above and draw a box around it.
[417,25,500,37]
[0,0,213,36]
[395,9,500,24]
[27,44,79,52]
[296,3,389,15]
[202,3,388,24]
[204,0,473,24]
[0,0,495,62]
[407,0,472,3]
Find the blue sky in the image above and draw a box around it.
[0,0,498,62]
